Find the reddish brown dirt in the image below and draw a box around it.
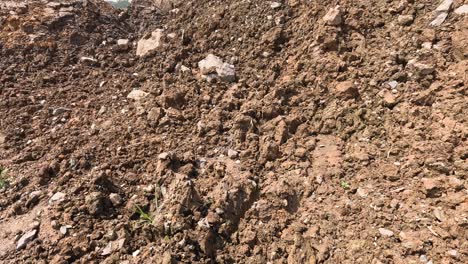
[0,0,467,263]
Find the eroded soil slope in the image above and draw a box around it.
[0,0,467,263]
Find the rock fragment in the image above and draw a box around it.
[136,29,163,56]
[378,228,394,237]
[397,15,414,26]
[430,0,453,26]
[454,5,468,15]
[16,230,37,250]
[109,193,123,206]
[198,54,236,82]
[270,2,281,9]
[323,6,342,26]
[49,192,66,205]
[116,39,129,51]
[127,90,148,101]
[227,149,238,159]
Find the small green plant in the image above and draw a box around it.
[0,167,9,189]
[340,181,350,190]
[135,205,154,224]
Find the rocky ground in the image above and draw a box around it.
[0,0,467,263]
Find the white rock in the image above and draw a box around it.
[80,56,97,63]
[198,54,236,82]
[430,0,453,26]
[270,2,281,9]
[387,81,398,89]
[454,5,468,15]
[435,0,453,13]
[430,12,448,26]
[127,90,148,101]
[323,6,342,26]
[158,152,170,160]
[136,29,163,56]
[198,54,224,75]
[356,187,368,198]
[447,249,458,257]
[422,42,432,49]
[378,228,394,237]
[117,39,129,50]
[16,230,37,250]
[59,226,68,235]
[49,192,66,205]
[101,242,113,256]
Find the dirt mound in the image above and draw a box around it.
[0,0,467,263]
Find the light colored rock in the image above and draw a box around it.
[378,228,394,237]
[158,152,170,160]
[127,90,148,101]
[80,56,97,63]
[101,242,113,256]
[323,6,342,26]
[387,81,398,89]
[109,193,123,206]
[356,187,368,198]
[49,192,66,205]
[198,54,236,82]
[198,54,224,75]
[227,149,238,159]
[430,1,453,26]
[136,29,163,56]
[0,133,5,144]
[433,208,445,222]
[447,249,458,257]
[408,60,435,75]
[59,226,68,235]
[454,5,468,15]
[397,15,414,26]
[430,12,448,26]
[117,39,129,50]
[16,230,37,250]
[435,0,453,13]
[270,2,281,9]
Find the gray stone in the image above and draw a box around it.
[136,29,163,56]
[16,230,37,250]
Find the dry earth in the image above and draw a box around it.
[0,0,467,263]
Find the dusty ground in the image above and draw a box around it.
[0,0,467,263]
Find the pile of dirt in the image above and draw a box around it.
[0,0,466,263]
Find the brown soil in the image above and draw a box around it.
[0,0,467,263]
